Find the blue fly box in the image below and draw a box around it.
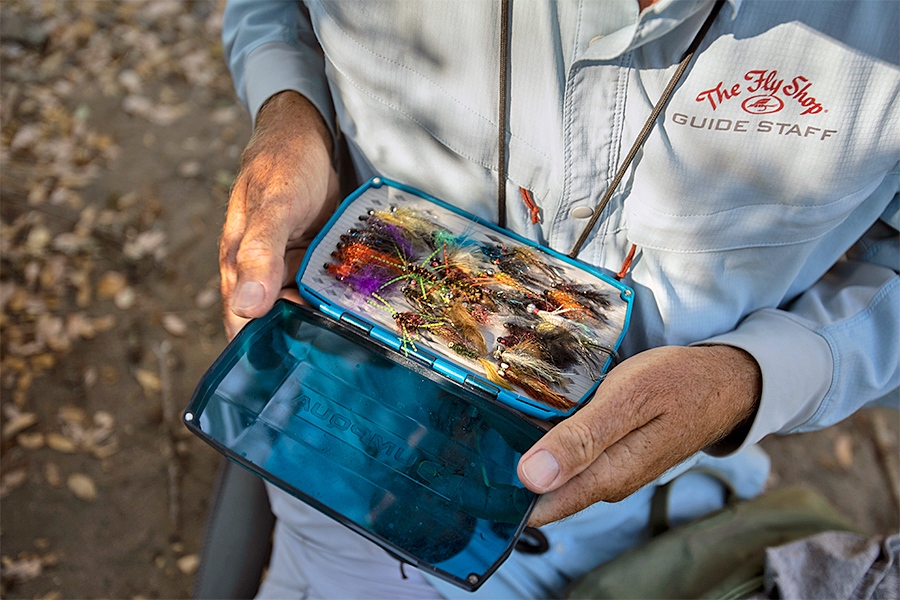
[186,178,633,590]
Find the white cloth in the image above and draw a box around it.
[753,531,900,600]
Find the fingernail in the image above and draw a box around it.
[521,450,559,490]
[233,281,265,312]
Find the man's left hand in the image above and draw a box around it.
[518,345,761,526]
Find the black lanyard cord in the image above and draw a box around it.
[495,0,726,256]
[498,0,511,228]
[568,0,726,258]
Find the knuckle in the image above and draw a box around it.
[244,175,275,205]
[246,180,304,225]
[605,441,635,470]
[583,458,633,503]
[218,245,232,267]
[556,418,601,468]
[605,487,633,503]
[219,231,241,260]
[235,239,274,267]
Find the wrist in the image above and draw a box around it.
[695,344,762,454]
[255,91,334,157]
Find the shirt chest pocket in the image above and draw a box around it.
[622,21,900,254]
[623,158,894,254]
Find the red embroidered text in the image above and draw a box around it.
[696,69,826,115]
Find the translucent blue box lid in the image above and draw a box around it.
[184,300,545,591]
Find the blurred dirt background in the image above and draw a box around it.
[0,2,897,599]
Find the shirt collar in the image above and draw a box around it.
[579,0,742,62]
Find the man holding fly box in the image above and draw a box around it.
[214,0,899,597]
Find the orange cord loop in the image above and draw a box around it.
[519,188,541,225]
[615,244,637,281]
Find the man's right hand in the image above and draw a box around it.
[220,91,340,339]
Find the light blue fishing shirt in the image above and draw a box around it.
[221,0,899,597]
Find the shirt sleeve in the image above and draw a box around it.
[221,0,336,138]
[700,186,900,456]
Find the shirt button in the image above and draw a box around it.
[571,206,594,219]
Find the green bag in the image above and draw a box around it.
[564,486,865,600]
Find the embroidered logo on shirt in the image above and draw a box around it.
[741,95,784,115]
[668,69,837,141]
[695,69,827,115]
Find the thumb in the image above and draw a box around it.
[517,406,619,494]
[230,204,297,319]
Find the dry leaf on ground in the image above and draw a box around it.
[2,412,39,439]
[834,433,854,469]
[195,288,218,309]
[162,314,188,336]
[58,406,87,426]
[135,368,162,396]
[176,554,199,576]
[67,473,98,501]
[44,463,62,487]
[114,287,136,310]
[46,433,78,453]
[0,469,28,498]
[0,556,42,582]
[17,432,45,450]
[97,271,128,299]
